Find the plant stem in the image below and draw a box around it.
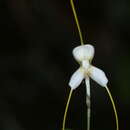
[62,89,73,130]
[85,78,91,130]
[87,107,91,130]
[106,87,119,130]
[70,0,84,45]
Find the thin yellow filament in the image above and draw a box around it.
[106,87,119,130]
[70,0,84,45]
[62,89,73,130]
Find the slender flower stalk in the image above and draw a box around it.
[62,89,73,130]
[70,0,84,45]
[85,78,91,130]
[106,87,119,130]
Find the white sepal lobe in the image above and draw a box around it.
[73,44,95,62]
[89,66,108,87]
[69,68,84,90]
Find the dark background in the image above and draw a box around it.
[0,0,130,130]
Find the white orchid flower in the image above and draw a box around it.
[63,47,119,130]
[62,1,119,130]
[69,44,108,90]
[68,44,109,130]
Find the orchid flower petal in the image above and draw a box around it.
[69,68,84,90]
[89,66,108,87]
[73,44,95,62]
